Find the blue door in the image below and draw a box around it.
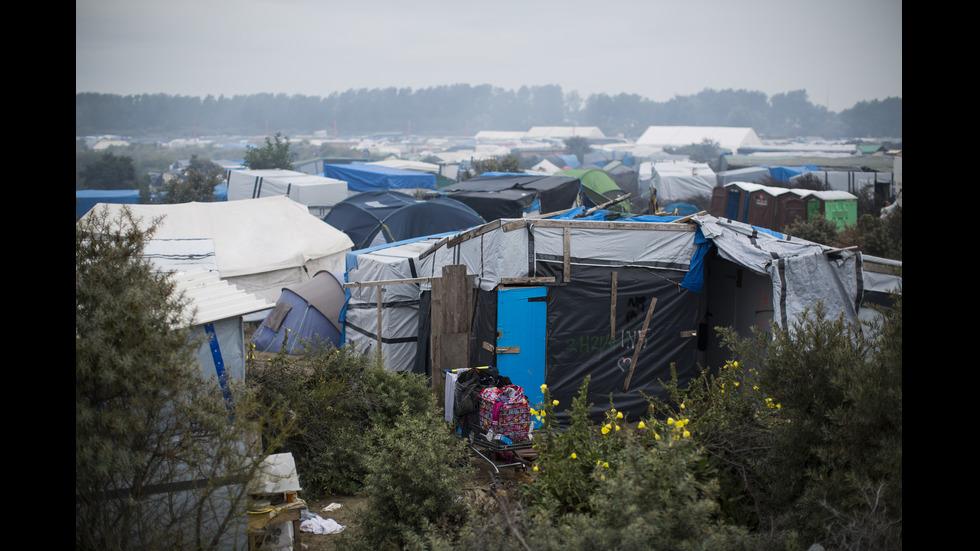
[496,287,547,413]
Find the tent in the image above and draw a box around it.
[437,175,581,220]
[76,189,140,218]
[81,196,354,303]
[559,169,631,213]
[602,161,645,213]
[400,213,899,423]
[251,271,346,354]
[322,162,437,193]
[646,160,717,204]
[323,190,485,250]
[226,168,349,217]
[715,167,770,187]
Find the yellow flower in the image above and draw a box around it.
[529,408,537,415]
[616,411,623,419]
[552,399,559,406]
[533,465,538,472]
[667,417,675,425]
[637,421,646,429]
[570,452,577,459]
[614,425,621,431]
[683,430,691,438]
[602,462,609,468]
[601,425,611,435]
[654,432,661,440]
[540,384,548,392]
[680,402,685,409]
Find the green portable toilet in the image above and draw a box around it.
[803,190,858,230]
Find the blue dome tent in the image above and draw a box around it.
[251,271,346,354]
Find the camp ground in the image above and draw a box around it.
[344,213,901,423]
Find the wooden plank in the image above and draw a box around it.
[376,286,383,363]
[500,276,556,285]
[668,210,708,223]
[610,271,618,339]
[503,218,696,232]
[574,193,632,218]
[495,346,520,354]
[623,297,658,392]
[343,276,434,288]
[563,226,571,283]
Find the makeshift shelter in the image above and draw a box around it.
[322,162,437,193]
[323,190,484,250]
[343,237,446,372]
[76,189,140,218]
[226,168,349,217]
[602,161,645,212]
[559,169,631,213]
[82,196,354,303]
[397,213,899,423]
[437,174,580,220]
[251,271,346,354]
[647,161,717,204]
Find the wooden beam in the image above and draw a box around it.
[500,276,556,285]
[623,297,658,392]
[343,276,434,288]
[503,218,696,232]
[574,193,632,218]
[563,226,571,283]
[610,271,618,339]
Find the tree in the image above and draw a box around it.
[79,151,139,190]
[464,153,522,179]
[242,132,294,170]
[162,155,222,203]
[564,136,592,163]
[76,206,287,550]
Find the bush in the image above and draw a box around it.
[783,214,841,247]
[721,297,903,549]
[248,340,442,498]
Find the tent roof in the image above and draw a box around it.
[322,162,437,192]
[636,126,762,152]
[171,269,273,327]
[83,196,353,279]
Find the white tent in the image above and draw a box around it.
[226,168,349,217]
[636,126,762,153]
[83,196,354,303]
[642,160,717,204]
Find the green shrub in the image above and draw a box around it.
[247,340,436,498]
[721,297,903,549]
[334,403,471,551]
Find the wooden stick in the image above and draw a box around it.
[623,297,658,392]
[610,272,618,339]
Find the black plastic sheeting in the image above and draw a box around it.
[537,262,700,422]
[440,175,580,220]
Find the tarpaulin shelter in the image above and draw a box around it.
[437,174,580,220]
[398,213,899,423]
[559,169,631,213]
[226,168,349,217]
[81,196,354,303]
[322,162,437,193]
[251,271,346,354]
[323,190,484,250]
[646,161,717,204]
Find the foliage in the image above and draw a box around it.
[247,341,437,498]
[563,136,592,163]
[782,214,842,247]
[838,208,903,261]
[463,153,523,179]
[720,298,903,549]
[242,132,294,170]
[840,97,902,138]
[334,404,471,551]
[161,156,223,203]
[78,151,139,190]
[664,138,723,166]
[76,206,289,551]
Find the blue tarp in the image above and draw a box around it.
[76,189,140,218]
[322,162,436,192]
[765,165,820,182]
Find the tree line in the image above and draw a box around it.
[76,86,901,139]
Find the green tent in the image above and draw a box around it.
[560,169,632,213]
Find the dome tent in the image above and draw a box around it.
[323,190,484,250]
[251,271,346,354]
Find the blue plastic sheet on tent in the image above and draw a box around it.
[322,162,436,192]
[765,165,820,182]
[76,189,140,217]
[661,202,700,216]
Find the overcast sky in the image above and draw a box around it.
[76,0,901,113]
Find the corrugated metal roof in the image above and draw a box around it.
[170,269,274,327]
